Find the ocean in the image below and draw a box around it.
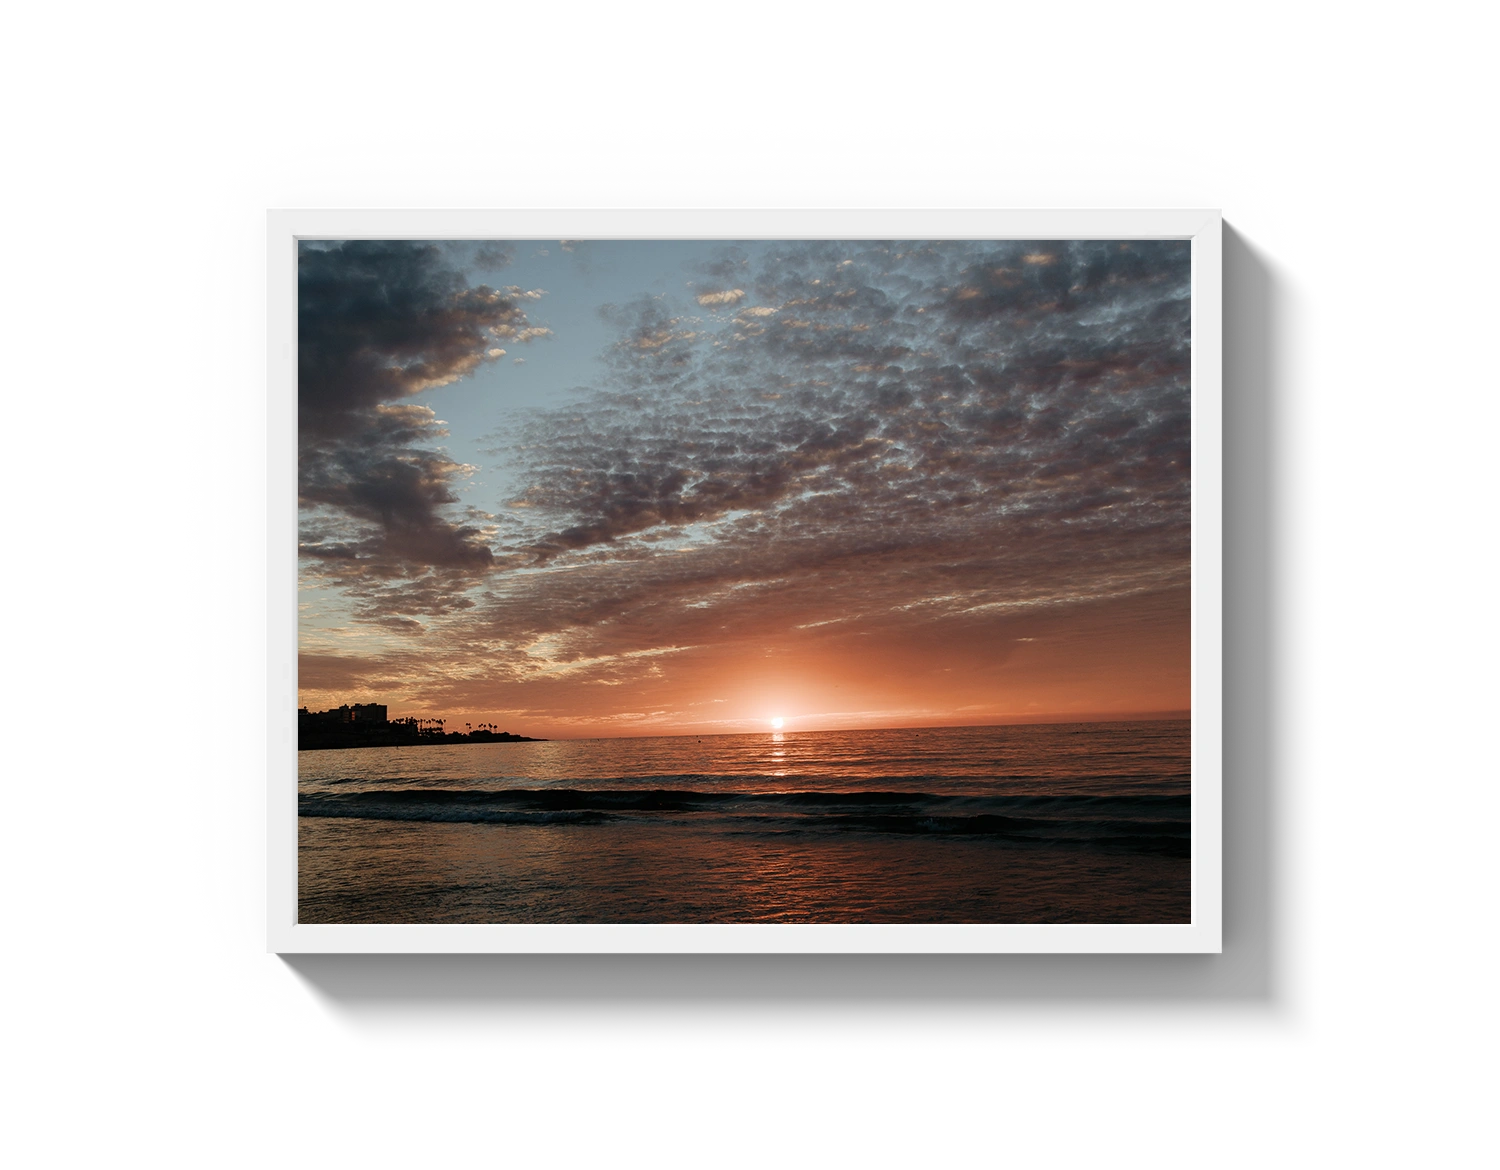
[297,720,1191,924]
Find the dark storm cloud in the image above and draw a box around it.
[300,440,494,568]
[299,241,528,428]
[298,241,543,578]
[454,239,1192,671]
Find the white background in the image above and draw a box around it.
[3,2,1493,1166]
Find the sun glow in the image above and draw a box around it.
[770,716,784,729]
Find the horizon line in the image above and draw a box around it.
[300,707,1190,742]
[532,711,1192,741]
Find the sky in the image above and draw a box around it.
[297,238,1192,738]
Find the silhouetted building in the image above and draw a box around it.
[299,703,387,729]
[299,701,538,750]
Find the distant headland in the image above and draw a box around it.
[298,703,544,752]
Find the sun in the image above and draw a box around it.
[770,717,784,729]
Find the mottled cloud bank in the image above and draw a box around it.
[500,241,1186,627]
[297,241,546,617]
[300,240,1191,730]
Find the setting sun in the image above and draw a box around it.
[770,717,784,729]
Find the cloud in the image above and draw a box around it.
[471,244,515,269]
[696,288,746,307]
[298,242,532,427]
[298,241,549,581]
[600,298,702,367]
[470,239,1191,659]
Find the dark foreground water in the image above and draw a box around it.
[298,720,1190,924]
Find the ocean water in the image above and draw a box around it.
[298,720,1191,924]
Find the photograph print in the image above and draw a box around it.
[295,234,1196,925]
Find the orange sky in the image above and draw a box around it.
[298,581,1190,739]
